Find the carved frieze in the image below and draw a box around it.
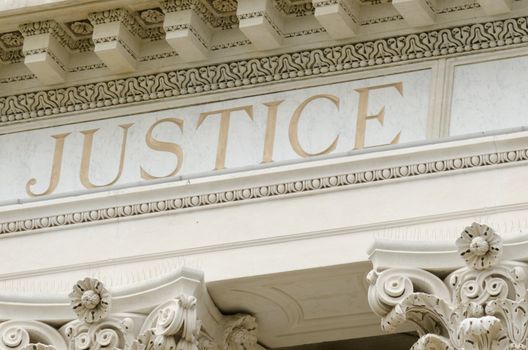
[0,32,23,47]
[139,9,165,24]
[2,15,528,123]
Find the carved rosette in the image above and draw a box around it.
[456,223,503,271]
[139,9,164,24]
[368,223,528,350]
[0,273,260,350]
[69,278,111,324]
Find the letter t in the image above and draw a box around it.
[197,105,254,170]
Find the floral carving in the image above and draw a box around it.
[0,276,259,350]
[210,0,237,13]
[367,224,528,349]
[0,32,23,47]
[69,278,111,324]
[18,20,87,52]
[162,0,238,28]
[274,0,314,16]
[140,9,164,24]
[457,316,507,350]
[456,223,502,270]
[69,22,93,36]
[4,16,528,122]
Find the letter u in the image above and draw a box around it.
[79,123,133,189]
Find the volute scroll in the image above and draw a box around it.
[368,223,528,350]
[0,271,262,350]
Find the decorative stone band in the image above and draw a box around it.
[2,15,528,124]
[283,27,327,38]
[275,0,314,17]
[18,20,84,53]
[210,39,252,51]
[87,8,139,38]
[161,0,239,30]
[361,15,404,25]
[1,146,527,236]
[437,2,481,14]
[0,73,35,84]
[313,0,359,24]
[88,8,164,42]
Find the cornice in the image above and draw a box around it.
[1,132,527,236]
[2,15,528,126]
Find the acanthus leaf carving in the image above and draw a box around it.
[0,272,261,350]
[223,315,257,350]
[138,295,201,350]
[61,317,137,350]
[368,223,528,349]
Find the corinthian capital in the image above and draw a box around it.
[367,223,528,350]
[0,268,261,350]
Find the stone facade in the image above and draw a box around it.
[0,0,527,349]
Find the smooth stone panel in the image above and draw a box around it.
[450,55,528,136]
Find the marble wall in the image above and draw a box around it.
[0,70,431,203]
[450,55,528,136]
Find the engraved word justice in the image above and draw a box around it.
[22,80,421,198]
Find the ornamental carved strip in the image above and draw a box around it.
[0,148,527,235]
[1,16,528,124]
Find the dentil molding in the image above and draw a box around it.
[367,222,528,349]
[2,15,528,125]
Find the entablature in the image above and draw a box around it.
[0,0,525,93]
